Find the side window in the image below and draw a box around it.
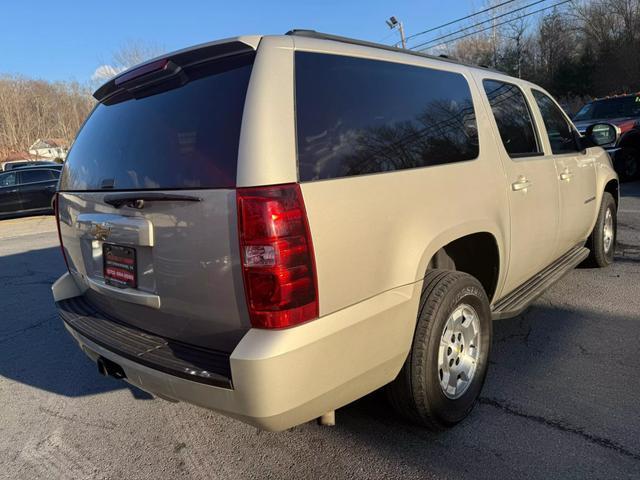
[532,90,580,154]
[483,79,540,158]
[295,53,479,181]
[0,173,17,187]
[20,170,52,183]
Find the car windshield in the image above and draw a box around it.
[574,95,640,121]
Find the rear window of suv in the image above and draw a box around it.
[59,53,254,191]
[295,53,479,181]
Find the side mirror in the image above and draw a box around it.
[585,123,619,147]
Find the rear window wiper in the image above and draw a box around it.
[103,192,202,209]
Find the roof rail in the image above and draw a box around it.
[285,29,503,74]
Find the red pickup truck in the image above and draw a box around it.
[573,93,640,181]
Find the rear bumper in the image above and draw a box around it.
[54,272,420,431]
[58,296,233,388]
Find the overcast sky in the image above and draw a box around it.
[1,0,474,83]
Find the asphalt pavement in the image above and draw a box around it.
[1,183,639,480]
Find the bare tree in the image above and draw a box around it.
[91,40,165,86]
[453,35,495,66]
[0,76,94,160]
[431,0,640,107]
[537,9,571,81]
[503,17,529,78]
[111,40,165,70]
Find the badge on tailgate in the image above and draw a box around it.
[103,243,137,289]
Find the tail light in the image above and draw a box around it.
[236,184,318,329]
[615,119,639,135]
[54,193,70,272]
[114,58,169,86]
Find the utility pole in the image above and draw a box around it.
[398,21,406,49]
[386,16,406,48]
[516,33,522,78]
[492,13,498,66]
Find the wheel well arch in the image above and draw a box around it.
[428,232,500,302]
[604,178,619,208]
[619,129,640,149]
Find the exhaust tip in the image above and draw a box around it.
[97,357,127,380]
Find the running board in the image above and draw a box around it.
[491,246,589,320]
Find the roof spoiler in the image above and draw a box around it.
[93,40,256,103]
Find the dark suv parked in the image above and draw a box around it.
[0,167,60,219]
[573,94,640,180]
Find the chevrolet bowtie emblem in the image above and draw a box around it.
[91,222,112,241]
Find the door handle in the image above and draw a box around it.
[511,176,532,192]
[559,170,574,181]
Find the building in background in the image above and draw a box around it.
[28,139,68,161]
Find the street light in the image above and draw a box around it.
[386,16,406,49]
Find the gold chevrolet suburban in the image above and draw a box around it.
[52,31,619,431]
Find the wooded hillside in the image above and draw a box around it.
[445,0,640,110]
[0,76,94,160]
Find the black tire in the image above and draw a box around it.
[387,269,492,430]
[585,192,617,268]
[615,147,639,182]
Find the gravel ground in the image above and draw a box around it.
[0,183,639,480]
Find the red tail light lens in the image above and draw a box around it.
[54,193,70,272]
[615,119,638,135]
[237,184,318,329]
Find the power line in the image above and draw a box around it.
[413,0,563,51]
[410,0,551,50]
[416,0,572,51]
[421,0,571,51]
[377,30,399,44]
[405,0,518,42]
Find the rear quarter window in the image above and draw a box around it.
[60,53,254,191]
[295,53,479,181]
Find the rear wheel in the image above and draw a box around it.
[387,270,492,430]
[585,192,617,268]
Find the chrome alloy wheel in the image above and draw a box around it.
[438,304,481,399]
[603,208,614,254]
